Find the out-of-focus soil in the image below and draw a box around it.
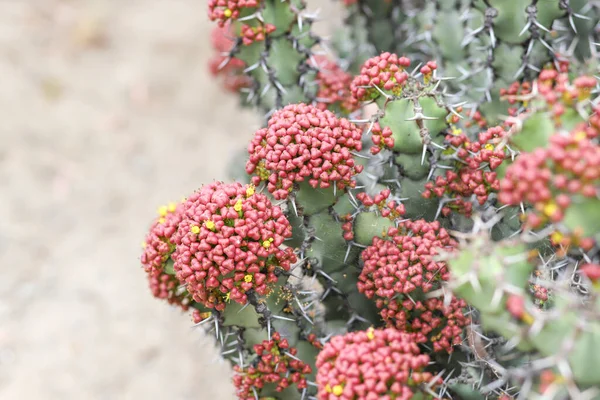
[0,0,339,398]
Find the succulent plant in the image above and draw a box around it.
[138,1,600,399]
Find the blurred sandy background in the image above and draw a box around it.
[0,0,338,399]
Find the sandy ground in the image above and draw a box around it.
[0,0,338,398]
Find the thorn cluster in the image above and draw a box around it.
[172,182,296,311]
[358,221,469,352]
[316,327,439,399]
[246,103,364,200]
[233,332,312,398]
[423,126,507,216]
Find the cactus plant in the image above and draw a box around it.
[138,1,600,399]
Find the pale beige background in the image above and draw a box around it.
[0,0,339,399]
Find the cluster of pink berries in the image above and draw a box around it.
[423,126,507,216]
[356,188,406,219]
[240,23,276,46]
[246,103,364,200]
[141,202,192,309]
[358,221,469,352]
[501,67,598,123]
[369,122,394,155]
[316,327,439,399]
[233,332,312,399]
[498,131,600,233]
[311,57,359,114]
[208,0,260,27]
[350,52,412,102]
[171,182,296,311]
[209,26,252,92]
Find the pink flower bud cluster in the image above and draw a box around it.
[233,332,312,399]
[501,67,599,123]
[423,126,507,217]
[240,23,276,46]
[351,52,411,102]
[311,57,359,114]
[171,182,296,311]
[498,132,600,232]
[141,202,192,309]
[209,26,252,93]
[246,103,364,200]
[356,188,406,220]
[580,263,600,282]
[369,122,394,155]
[316,328,439,399]
[208,0,260,27]
[358,221,469,352]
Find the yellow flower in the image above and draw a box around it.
[191,225,200,234]
[332,385,343,396]
[204,220,216,231]
[543,202,558,218]
[224,292,231,302]
[234,199,243,212]
[168,202,177,213]
[141,241,147,248]
[244,274,253,283]
[366,327,375,340]
[484,143,494,151]
[262,237,274,248]
[158,217,166,224]
[451,126,463,136]
[158,205,168,217]
[223,8,232,18]
[246,185,255,197]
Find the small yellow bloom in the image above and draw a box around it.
[191,225,200,234]
[325,384,332,393]
[574,131,587,142]
[246,185,255,197]
[158,205,168,217]
[225,292,231,302]
[223,8,232,18]
[158,217,166,224]
[451,127,463,136]
[543,202,558,218]
[168,202,177,213]
[141,241,147,248]
[366,327,375,340]
[484,143,494,151]
[551,230,564,244]
[204,220,216,231]
[262,237,274,248]
[244,274,253,283]
[332,385,343,396]
[234,199,243,212]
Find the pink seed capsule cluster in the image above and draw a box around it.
[209,26,252,92]
[423,126,507,216]
[311,57,359,114]
[369,122,394,155]
[498,132,600,230]
[141,202,192,309]
[502,67,599,122]
[358,221,469,352]
[356,188,406,220]
[233,332,312,399]
[246,103,364,200]
[316,328,439,400]
[171,182,296,311]
[208,0,260,27]
[240,23,276,46]
[351,52,412,102]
